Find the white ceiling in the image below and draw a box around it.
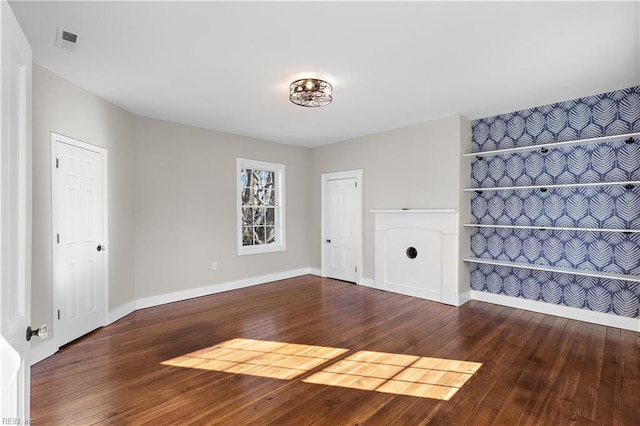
[9,1,640,148]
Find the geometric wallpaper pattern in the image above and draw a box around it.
[472,87,640,152]
[470,263,640,318]
[471,186,640,229]
[471,140,640,188]
[470,86,640,318]
[470,228,640,275]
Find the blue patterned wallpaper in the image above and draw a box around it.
[470,87,640,319]
[472,87,640,152]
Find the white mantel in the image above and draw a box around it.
[372,209,462,306]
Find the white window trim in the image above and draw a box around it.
[237,158,286,255]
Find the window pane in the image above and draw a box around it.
[265,171,275,190]
[256,188,267,205]
[242,207,253,227]
[254,207,265,225]
[265,226,276,244]
[251,169,260,189]
[254,227,266,244]
[242,227,254,246]
[241,169,250,188]
[263,189,275,206]
[241,186,251,205]
[265,207,275,225]
[256,170,274,189]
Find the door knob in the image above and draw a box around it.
[326,239,331,243]
[26,324,49,342]
[97,244,105,251]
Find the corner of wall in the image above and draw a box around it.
[457,115,472,301]
[32,65,137,352]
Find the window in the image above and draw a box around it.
[237,158,286,255]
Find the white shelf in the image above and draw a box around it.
[465,181,640,192]
[370,209,457,214]
[463,257,640,283]
[463,224,640,234]
[464,132,640,158]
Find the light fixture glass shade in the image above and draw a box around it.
[289,78,333,107]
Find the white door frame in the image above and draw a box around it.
[51,132,109,350]
[321,170,363,284]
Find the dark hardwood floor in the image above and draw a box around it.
[31,275,639,425]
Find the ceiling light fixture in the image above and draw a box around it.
[289,78,333,107]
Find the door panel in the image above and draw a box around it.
[54,139,106,347]
[326,178,357,282]
[0,0,32,418]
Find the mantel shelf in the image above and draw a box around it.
[463,224,640,234]
[465,181,640,192]
[463,258,640,282]
[464,132,640,158]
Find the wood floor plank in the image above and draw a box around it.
[30,276,640,425]
[392,310,531,423]
[516,320,594,425]
[617,329,640,425]
[355,302,526,424]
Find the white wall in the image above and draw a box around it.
[31,66,312,360]
[133,117,311,299]
[32,64,136,352]
[31,64,473,360]
[308,115,469,279]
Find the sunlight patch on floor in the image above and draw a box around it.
[161,338,349,380]
[162,339,481,400]
[302,350,482,400]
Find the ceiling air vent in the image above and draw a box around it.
[55,27,78,51]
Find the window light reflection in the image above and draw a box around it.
[303,350,482,400]
[161,338,348,380]
[162,339,482,400]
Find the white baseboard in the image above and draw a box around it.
[471,290,639,332]
[30,339,57,366]
[360,277,379,289]
[442,289,472,307]
[362,279,471,308]
[32,271,637,368]
[458,291,472,306]
[31,268,313,366]
[136,268,312,310]
[308,267,322,276]
[107,300,136,325]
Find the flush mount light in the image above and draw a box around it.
[289,78,333,107]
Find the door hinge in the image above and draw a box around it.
[56,158,59,168]
[57,233,60,244]
[355,181,358,188]
[57,310,61,320]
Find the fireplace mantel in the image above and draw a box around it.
[371,209,462,306]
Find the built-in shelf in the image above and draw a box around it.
[463,224,640,234]
[370,209,457,214]
[465,181,640,193]
[463,257,640,283]
[464,132,639,158]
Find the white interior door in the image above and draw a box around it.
[53,134,107,347]
[0,0,32,419]
[322,171,362,284]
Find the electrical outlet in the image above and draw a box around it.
[211,262,218,271]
